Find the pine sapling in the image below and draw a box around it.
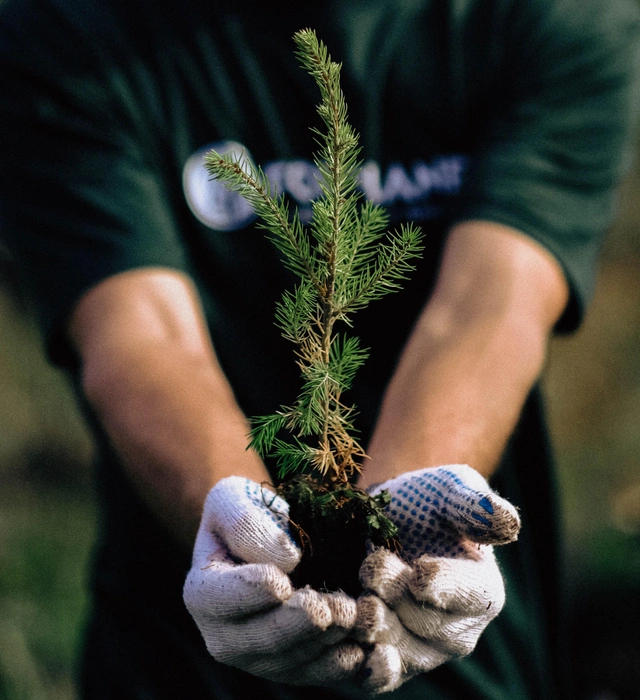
[204,29,424,595]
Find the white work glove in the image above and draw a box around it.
[183,476,363,685]
[356,464,521,693]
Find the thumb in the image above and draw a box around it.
[428,465,520,545]
[202,476,302,572]
[373,465,520,557]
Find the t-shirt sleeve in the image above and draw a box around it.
[0,0,188,364]
[454,0,640,331]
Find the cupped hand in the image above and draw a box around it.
[356,464,520,693]
[183,476,364,685]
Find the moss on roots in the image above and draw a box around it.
[277,476,400,596]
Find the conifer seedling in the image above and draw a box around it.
[204,29,424,595]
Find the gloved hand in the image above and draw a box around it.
[356,464,521,693]
[183,476,363,685]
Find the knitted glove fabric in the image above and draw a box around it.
[356,464,520,693]
[184,476,363,684]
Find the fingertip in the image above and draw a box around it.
[359,548,412,606]
[475,494,521,545]
[296,643,365,685]
[355,594,396,645]
[324,590,358,629]
[360,643,402,694]
[410,556,439,590]
[327,643,366,678]
[286,587,333,630]
[451,489,520,545]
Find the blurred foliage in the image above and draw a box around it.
[0,285,95,700]
[0,487,95,700]
[544,167,640,578]
[543,166,640,700]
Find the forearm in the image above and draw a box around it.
[70,269,269,548]
[82,342,268,547]
[359,221,568,487]
[361,303,547,485]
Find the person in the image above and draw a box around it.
[1,0,639,697]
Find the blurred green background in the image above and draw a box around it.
[1,172,639,699]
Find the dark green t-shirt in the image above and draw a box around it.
[1,0,639,698]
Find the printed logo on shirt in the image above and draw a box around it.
[183,141,467,232]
